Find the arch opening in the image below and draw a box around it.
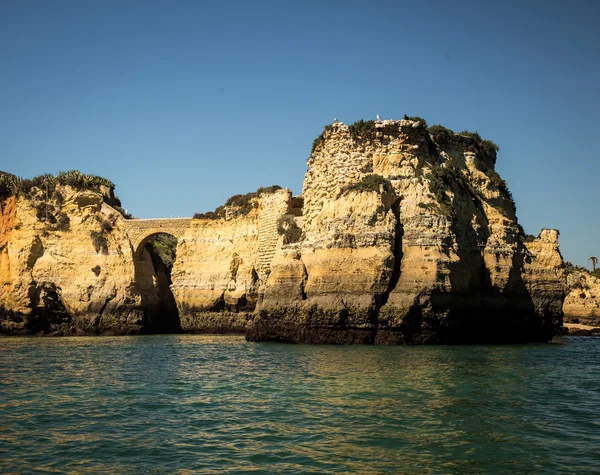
[133,232,182,334]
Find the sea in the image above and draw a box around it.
[0,335,599,474]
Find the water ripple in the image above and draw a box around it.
[1,335,599,473]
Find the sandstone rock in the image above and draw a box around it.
[170,189,291,333]
[0,121,566,344]
[1,185,147,335]
[563,270,600,326]
[252,119,565,344]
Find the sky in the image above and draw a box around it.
[1,0,598,267]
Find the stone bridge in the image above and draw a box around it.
[121,218,192,254]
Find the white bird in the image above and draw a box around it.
[333,118,338,123]
[376,114,381,121]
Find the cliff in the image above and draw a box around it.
[0,177,291,336]
[563,271,600,326]
[172,189,290,333]
[0,119,566,343]
[248,119,565,344]
[0,176,177,335]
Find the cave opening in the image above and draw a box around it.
[133,232,182,334]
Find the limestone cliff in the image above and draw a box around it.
[171,189,290,333]
[563,271,600,326]
[0,119,566,344]
[0,181,169,335]
[249,119,565,344]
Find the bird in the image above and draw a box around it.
[333,118,338,123]
[376,114,381,121]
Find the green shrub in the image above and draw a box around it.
[459,130,500,157]
[55,170,114,190]
[427,161,486,215]
[147,234,178,270]
[0,172,19,196]
[114,206,133,219]
[428,164,456,208]
[348,120,377,143]
[403,115,428,126]
[277,215,302,244]
[35,202,56,222]
[1,170,116,199]
[429,125,454,139]
[342,174,392,194]
[564,261,586,275]
[256,185,282,196]
[100,219,113,233]
[486,169,516,213]
[193,206,225,220]
[90,231,109,254]
[193,186,282,220]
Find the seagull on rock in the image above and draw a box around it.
[376,114,381,121]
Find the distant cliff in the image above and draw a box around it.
[0,119,566,343]
[563,270,600,326]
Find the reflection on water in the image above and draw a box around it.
[1,335,599,474]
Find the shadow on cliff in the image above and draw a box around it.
[431,208,541,343]
[133,237,182,334]
[422,182,545,344]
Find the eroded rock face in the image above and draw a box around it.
[249,120,565,344]
[0,121,566,343]
[0,186,148,335]
[563,271,600,326]
[170,190,290,333]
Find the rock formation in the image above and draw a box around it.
[563,270,600,326]
[0,118,566,343]
[0,177,181,335]
[248,119,565,343]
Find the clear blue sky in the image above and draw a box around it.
[1,0,598,267]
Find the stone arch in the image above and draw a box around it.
[133,229,179,258]
[134,231,181,334]
[121,218,192,255]
[120,218,192,333]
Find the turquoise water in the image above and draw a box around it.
[1,336,599,474]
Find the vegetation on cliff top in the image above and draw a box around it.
[309,117,499,160]
[565,261,600,279]
[0,170,133,219]
[402,115,427,125]
[0,170,115,197]
[193,185,283,220]
[458,130,500,157]
[428,124,455,139]
[342,174,392,195]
